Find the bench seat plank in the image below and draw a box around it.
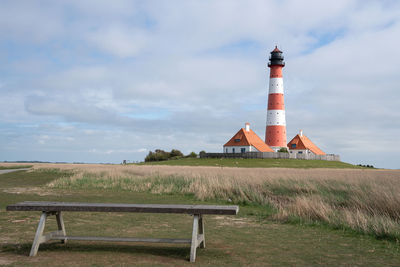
[6,201,239,215]
[51,236,192,244]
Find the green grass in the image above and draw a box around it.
[137,157,362,169]
[0,168,71,190]
[1,169,400,266]
[0,165,33,170]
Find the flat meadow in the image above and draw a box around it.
[1,162,400,265]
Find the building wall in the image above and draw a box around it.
[289,149,310,155]
[223,146,257,153]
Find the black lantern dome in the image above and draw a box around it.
[268,46,285,67]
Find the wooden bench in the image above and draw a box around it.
[6,201,239,262]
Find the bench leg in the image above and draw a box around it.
[29,211,47,256]
[56,211,67,244]
[190,214,207,262]
[199,215,205,249]
[190,215,199,262]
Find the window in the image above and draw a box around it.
[241,148,246,153]
[298,151,303,154]
[233,148,235,153]
[225,148,228,153]
[234,138,241,142]
[291,144,296,148]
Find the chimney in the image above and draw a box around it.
[245,122,250,132]
[299,129,303,137]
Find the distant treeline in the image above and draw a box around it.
[357,164,375,168]
[145,149,205,162]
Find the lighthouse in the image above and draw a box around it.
[265,46,287,151]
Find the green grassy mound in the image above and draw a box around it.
[138,157,362,169]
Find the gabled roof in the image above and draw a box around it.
[224,128,274,152]
[287,133,326,155]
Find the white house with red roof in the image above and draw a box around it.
[287,130,326,156]
[223,123,274,153]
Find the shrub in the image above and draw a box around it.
[170,149,184,158]
[145,149,185,162]
[278,147,289,153]
[357,164,375,168]
[187,152,197,158]
[145,150,170,162]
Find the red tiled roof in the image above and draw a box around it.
[224,128,274,152]
[287,134,326,155]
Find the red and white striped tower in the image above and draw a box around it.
[265,46,287,151]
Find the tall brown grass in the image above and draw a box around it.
[17,163,400,240]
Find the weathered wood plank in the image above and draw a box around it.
[38,230,63,243]
[199,215,205,248]
[6,201,239,215]
[197,234,204,247]
[56,212,67,244]
[29,212,47,256]
[51,236,191,243]
[190,215,199,262]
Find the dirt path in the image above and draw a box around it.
[0,168,30,175]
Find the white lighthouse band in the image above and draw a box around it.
[266,110,286,126]
[269,77,284,94]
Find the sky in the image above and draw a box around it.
[1,0,399,168]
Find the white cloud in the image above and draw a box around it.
[87,26,148,58]
[0,1,64,43]
[65,0,137,17]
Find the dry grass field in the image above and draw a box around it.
[2,162,400,265]
[9,162,397,241]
